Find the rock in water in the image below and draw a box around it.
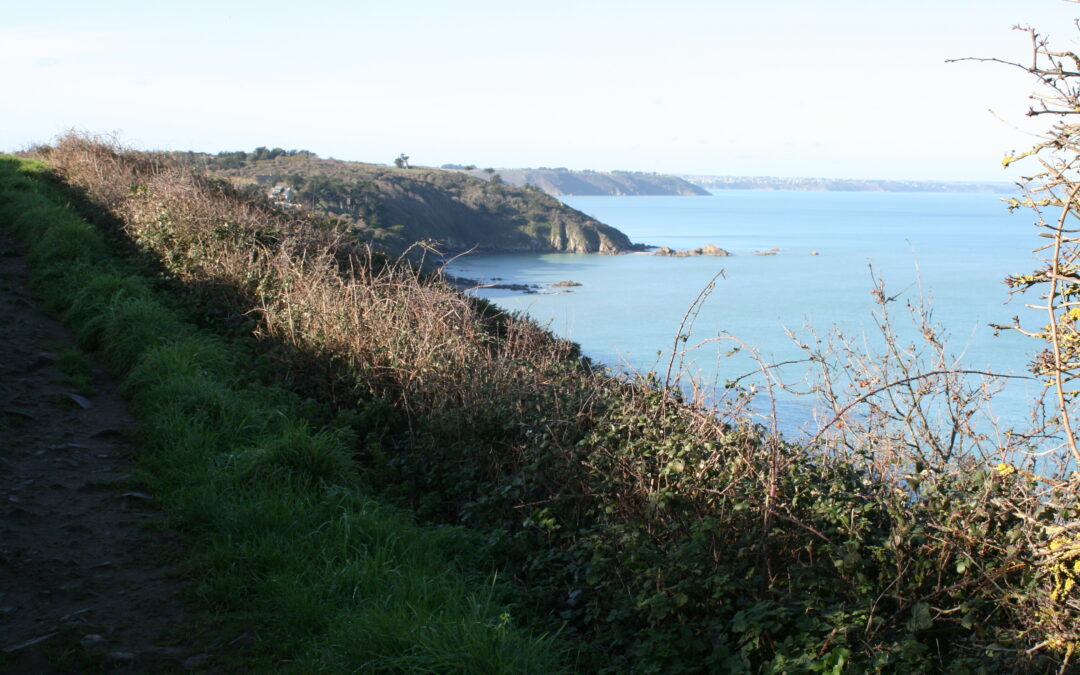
[653,243,731,257]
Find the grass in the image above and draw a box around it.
[48,345,95,396]
[0,155,567,672]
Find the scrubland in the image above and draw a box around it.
[0,134,1077,672]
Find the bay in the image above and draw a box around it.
[447,190,1045,435]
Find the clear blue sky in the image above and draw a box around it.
[4,0,1079,180]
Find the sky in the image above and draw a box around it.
[4,1,1080,181]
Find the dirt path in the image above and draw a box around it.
[0,232,209,672]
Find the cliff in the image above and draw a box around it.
[188,152,639,255]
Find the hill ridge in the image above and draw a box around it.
[179,151,641,255]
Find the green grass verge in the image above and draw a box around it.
[0,156,567,673]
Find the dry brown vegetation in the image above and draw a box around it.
[38,135,576,412]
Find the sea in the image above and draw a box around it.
[446,190,1047,438]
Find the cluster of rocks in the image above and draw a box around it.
[488,282,541,293]
[651,245,821,258]
[652,243,731,257]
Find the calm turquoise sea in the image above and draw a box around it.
[447,190,1044,435]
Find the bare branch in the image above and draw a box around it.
[806,369,1033,449]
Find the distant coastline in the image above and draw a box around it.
[680,174,1016,194]
[444,166,709,196]
[440,165,1017,196]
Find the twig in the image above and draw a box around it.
[807,370,1033,448]
[664,268,726,390]
[1043,181,1080,466]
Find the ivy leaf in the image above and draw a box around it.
[906,602,933,633]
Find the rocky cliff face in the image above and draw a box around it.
[357,170,637,254]
[549,219,630,254]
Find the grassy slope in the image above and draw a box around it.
[0,155,567,673]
